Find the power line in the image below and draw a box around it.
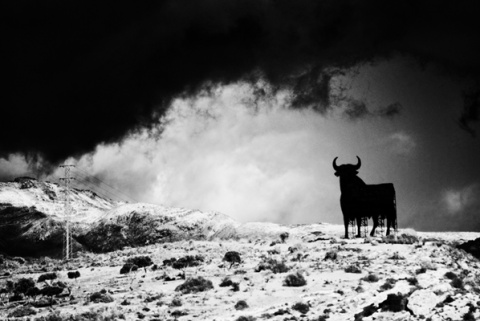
[72,168,138,203]
[72,171,136,203]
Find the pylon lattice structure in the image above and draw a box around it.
[60,165,75,261]
[348,217,370,238]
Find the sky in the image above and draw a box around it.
[1,1,480,231]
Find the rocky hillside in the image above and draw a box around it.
[0,178,292,257]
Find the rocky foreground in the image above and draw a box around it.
[2,224,480,321]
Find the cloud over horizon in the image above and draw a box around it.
[3,0,480,165]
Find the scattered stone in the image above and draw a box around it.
[407,289,441,316]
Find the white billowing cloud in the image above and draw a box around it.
[443,183,479,214]
[385,131,416,155]
[0,154,33,181]
[66,82,345,224]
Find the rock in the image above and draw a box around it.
[457,238,480,260]
[407,289,441,316]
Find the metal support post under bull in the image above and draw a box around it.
[378,216,385,235]
[349,219,356,239]
[361,216,368,238]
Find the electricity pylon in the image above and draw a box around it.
[60,164,75,260]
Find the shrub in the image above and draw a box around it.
[38,272,57,284]
[235,300,249,310]
[67,271,81,279]
[175,277,213,294]
[255,258,290,274]
[407,277,418,286]
[354,304,378,321]
[345,265,362,273]
[361,273,380,283]
[280,232,289,243]
[415,267,427,274]
[125,256,153,270]
[379,278,397,291]
[284,272,307,287]
[451,277,464,289]
[379,293,408,312]
[120,263,138,274]
[236,316,256,321]
[8,306,37,318]
[445,271,458,280]
[165,255,204,269]
[89,291,114,303]
[14,277,35,294]
[219,277,234,287]
[26,286,41,299]
[223,251,242,268]
[324,251,337,261]
[292,302,309,314]
[40,286,64,298]
[170,298,182,307]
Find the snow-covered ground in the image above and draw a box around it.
[2,179,480,320]
[2,223,480,321]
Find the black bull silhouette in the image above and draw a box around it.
[333,156,397,238]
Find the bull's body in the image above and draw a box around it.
[334,157,397,238]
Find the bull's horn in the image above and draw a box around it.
[354,156,361,170]
[333,157,339,171]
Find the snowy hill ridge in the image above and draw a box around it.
[0,178,296,257]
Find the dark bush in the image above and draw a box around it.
[407,277,418,285]
[324,251,337,261]
[445,271,457,280]
[67,271,81,279]
[8,306,37,318]
[89,291,114,303]
[223,251,242,268]
[170,298,182,307]
[14,277,35,294]
[235,316,256,321]
[9,293,23,302]
[284,272,307,287]
[219,277,234,287]
[26,286,41,298]
[415,267,427,274]
[175,277,213,294]
[171,310,188,317]
[235,300,249,310]
[164,255,204,269]
[126,256,153,269]
[40,286,64,298]
[38,272,57,283]
[451,277,464,289]
[255,259,290,274]
[232,282,240,292]
[354,304,378,321]
[345,265,362,273]
[120,263,138,274]
[361,273,380,283]
[280,232,289,243]
[379,293,408,312]
[379,278,396,291]
[292,302,309,314]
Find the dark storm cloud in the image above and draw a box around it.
[3,0,480,164]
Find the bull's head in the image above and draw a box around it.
[332,156,361,177]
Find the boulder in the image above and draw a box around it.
[407,289,441,317]
[457,238,480,260]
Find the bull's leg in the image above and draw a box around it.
[343,216,349,239]
[386,216,392,236]
[356,216,362,238]
[370,215,378,237]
